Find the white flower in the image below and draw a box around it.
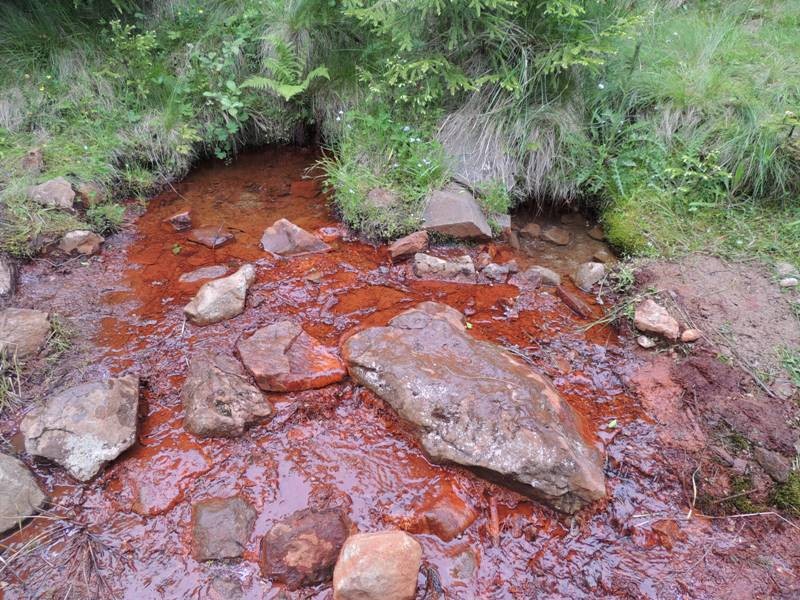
[598,83,605,90]
[335,116,341,122]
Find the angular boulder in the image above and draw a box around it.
[184,264,255,326]
[573,262,605,292]
[342,302,606,513]
[28,177,75,210]
[634,299,679,341]
[192,496,256,560]
[261,218,330,257]
[388,231,429,261]
[20,376,139,481]
[189,227,234,249]
[333,531,422,600]
[58,230,104,255]
[422,185,491,240]
[0,308,50,359]
[412,253,475,281]
[260,507,350,590]
[178,265,229,284]
[237,321,346,392]
[182,351,272,437]
[0,453,47,534]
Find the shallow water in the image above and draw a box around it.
[2,147,793,599]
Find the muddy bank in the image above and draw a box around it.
[1,147,798,599]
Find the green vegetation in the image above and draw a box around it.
[773,471,800,515]
[0,0,798,265]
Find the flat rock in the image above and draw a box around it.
[753,447,791,483]
[184,264,255,326]
[182,351,272,437]
[260,507,350,590]
[342,302,606,513]
[20,376,139,481]
[573,262,605,292]
[28,177,74,209]
[192,496,257,560]
[412,253,475,281]
[189,227,235,249]
[388,231,428,261]
[261,218,331,257]
[333,531,422,600]
[542,226,571,246]
[237,320,346,392]
[0,308,50,359]
[164,211,192,231]
[519,223,541,239]
[422,185,491,240]
[634,299,679,341]
[0,255,16,300]
[587,225,605,240]
[0,453,47,534]
[179,265,229,283]
[58,230,104,255]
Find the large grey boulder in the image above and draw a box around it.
[0,453,47,534]
[342,302,606,513]
[184,264,255,326]
[20,376,140,481]
[182,351,272,437]
[28,177,75,210]
[422,185,491,240]
[0,308,50,359]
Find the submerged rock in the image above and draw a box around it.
[542,226,571,246]
[184,264,255,326]
[189,226,235,249]
[342,302,606,513]
[408,486,477,542]
[587,225,605,241]
[634,299,679,341]
[388,231,429,261]
[573,262,605,292]
[261,218,331,257]
[0,453,47,534]
[192,496,257,561]
[512,265,561,287]
[58,230,104,255]
[182,351,272,437]
[178,265,229,284]
[28,177,75,210]
[20,376,139,481]
[0,254,15,300]
[237,320,346,392]
[519,222,541,239]
[333,530,422,600]
[164,210,192,231]
[412,253,475,281]
[0,308,50,359]
[422,185,491,240]
[260,507,350,590]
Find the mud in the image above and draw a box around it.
[1,147,798,599]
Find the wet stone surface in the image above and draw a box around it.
[192,496,257,560]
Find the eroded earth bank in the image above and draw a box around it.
[0,148,798,599]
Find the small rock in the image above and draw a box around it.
[422,185,492,240]
[260,507,350,590]
[58,230,104,255]
[542,226,571,246]
[412,253,475,281]
[182,351,272,437]
[416,488,477,542]
[592,248,613,263]
[573,262,605,292]
[775,262,797,277]
[189,227,235,249]
[366,188,398,209]
[482,262,513,282]
[587,225,605,241]
[192,496,257,560]
[74,182,106,206]
[556,285,594,319]
[28,177,75,210]
[20,376,139,481]
[475,252,492,271]
[237,320,346,392]
[0,254,16,300]
[519,222,541,239]
[184,264,255,326]
[0,308,50,359]
[164,211,192,231]
[521,265,560,286]
[634,299,679,341]
[178,265,229,283]
[0,453,47,534]
[261,218,331,257]
[680,329,702,343]
[779,277,798,288]
[21,148,44,174]
[753,447,791,483]
[388,231,429,261]
[333,531,423,600]
[637,335,656,349]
